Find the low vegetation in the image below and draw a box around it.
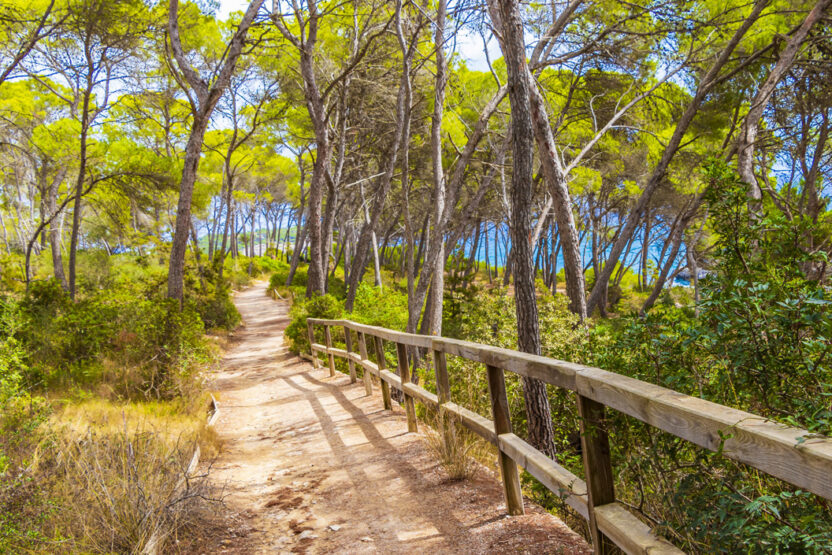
[0,254,272,552]
[285,166,832,553]
[2,0,831,552]
[422,412,485,481]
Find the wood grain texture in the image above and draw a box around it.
[574,368,832,501]
[594,502,683,555]
[432,337,582,390]
[344,326,357,383]
[433,350,451,404]
[358,332,372,396]
[443,402,498,445]
[397,342,418,433]
[358,359,379,377]
[373,336,393,410]
[498,433,589,519]
[487,364,524,516]
[379,369,403,391]
[578,395,616,554]
[307,321,320,368]
[402,382,439,408]
[324,325,335,377]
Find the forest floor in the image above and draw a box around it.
[200,282,590,554]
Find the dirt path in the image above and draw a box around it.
[203,282,589,554]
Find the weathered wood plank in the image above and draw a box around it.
[574,368,832,501]
[487,364,524,516]
[397,342,418,433]
[432,337,580,391]
[344,326,357,383]
[433,350,450,404]
[443,402,498,445]
[594,503,683,555]
[358,359,379,377]
[379,369,403,390]
[345,321,434,348]
[498,433,589,519]
[374,336,392,410]
[432,349,456,459]
[578,395,616,554]
[402,382,439,408]
[358,332,372,396]
[307,321,320,369]
[324,325,335,377]
[307,318,349,326]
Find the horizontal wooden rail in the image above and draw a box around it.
[306,317,832,554]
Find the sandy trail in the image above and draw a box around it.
[203,282,589,554]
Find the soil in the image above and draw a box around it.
[199,282,590,554]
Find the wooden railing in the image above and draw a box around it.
[304,317,832,555]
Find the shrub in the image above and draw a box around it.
[350,282,408,331]
[284,294,343,354]
[10,278,216,401]
[193,286,241,331]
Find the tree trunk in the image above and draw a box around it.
[286,205,308,286]
[166,0,263,304]
[527,81,587,320]
[48,169,68,290]
[492,0,557,458]
[68,85,92,301]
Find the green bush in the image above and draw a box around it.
[193,286,240,331]
[284,294,343,354]
[0,294,52,552]
[351,282,408,331]
[7,273,219,401]
[582,163,832,552]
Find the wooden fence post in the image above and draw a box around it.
[307,320,320,369]
[486,364,524,516]
[344,326,357,383]
[433,349,455,455]
[358,332,372,395]
[324,325,335,377]
[397,342,418,433]
[433,350,450,404]
[578,394,616,554]
[374,336,392,410]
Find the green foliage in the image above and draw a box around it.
[351,282,408,331]
[580,162,832,552]
[193,284,241,331]
[3,251,242,400]
[0,293,52,551]
[284,293,343,354]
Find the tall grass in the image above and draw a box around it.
[422,412,485,481]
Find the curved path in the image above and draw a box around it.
[204,282,589,554]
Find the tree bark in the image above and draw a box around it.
[166,0,263,304]
[492,0,557,458]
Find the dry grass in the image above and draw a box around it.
[49,422,217,554]
[0,397,224,553]
[423,411,486,481]
[53,396,222,459]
